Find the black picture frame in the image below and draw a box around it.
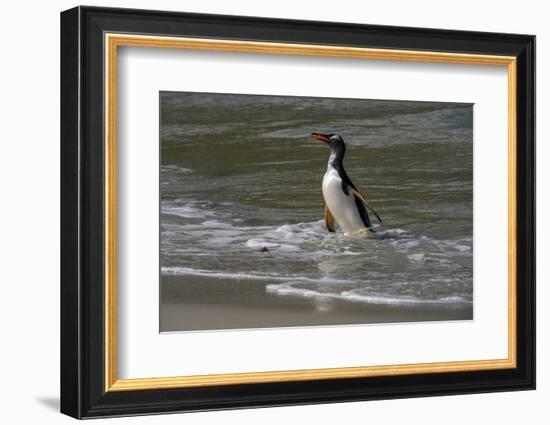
[61,5,535,419]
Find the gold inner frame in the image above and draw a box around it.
[104,33,517,392]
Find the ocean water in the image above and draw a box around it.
[160,92,473,312]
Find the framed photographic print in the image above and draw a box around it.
[60,6,535,419]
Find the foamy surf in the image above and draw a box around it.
[161,266,308,282]
[266,282,471,306]
[161,263,472,306]
[160,188,472,308]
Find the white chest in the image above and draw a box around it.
[322,166,367,235]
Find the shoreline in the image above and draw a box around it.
[160,274,473,332]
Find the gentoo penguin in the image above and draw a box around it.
[311,132,382,236]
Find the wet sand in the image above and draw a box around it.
[160,275,473,332]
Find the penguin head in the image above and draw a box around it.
[311,132,345,154]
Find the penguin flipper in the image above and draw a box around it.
[324,205,336,232]
[345,185,383,224]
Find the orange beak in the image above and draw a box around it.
[311,132,330,143]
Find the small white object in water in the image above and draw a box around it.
[407,253,425,262]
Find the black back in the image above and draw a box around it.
[329,136,372,228]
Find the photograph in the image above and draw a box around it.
[159,91,474,331]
